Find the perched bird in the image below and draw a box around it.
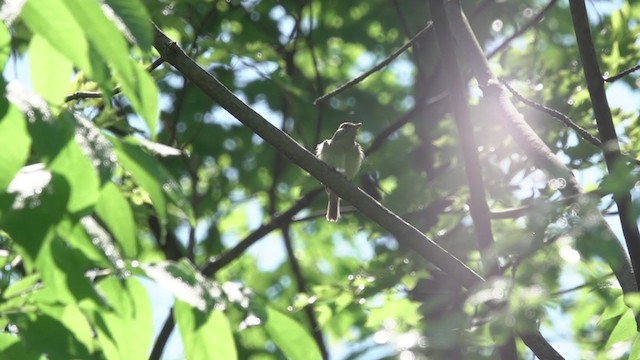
[315,122,364,221]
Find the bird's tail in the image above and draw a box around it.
[326,190,340,222]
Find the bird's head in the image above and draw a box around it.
[332,122,362,141]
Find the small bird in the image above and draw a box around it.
[315,122,364,221]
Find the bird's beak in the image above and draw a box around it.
[354,122,362,129]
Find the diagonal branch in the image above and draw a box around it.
[604,63,640,83]
[503,81,640,166]
[503,81,602,147]
[201,188,322,276]
[313,23,433,105]
[486,0,559,59]
[430,0,498,274]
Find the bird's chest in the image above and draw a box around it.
[320,141,358,169]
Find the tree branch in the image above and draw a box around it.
[148,310,175,360]
[64,58,165,102]
[431,0,499,274]
[604,63,640,83]
[569,0,640,295]
[503,81,640,166]
[201,188,322,276]
[281,226,328,359]
[313,23,433,105]
[64,91,103,102]
[431,1,516,358]
[486,0,559,59]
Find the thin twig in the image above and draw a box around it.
[551,272,615,296]
[201,189,323,276]
[503,81,640,166]
[604,63,640,83]
[487,0,559,59]
[297,1,326,147]
[64,91,103,102]
[313,23,433,105]
[64,58,165,102]
[148,311,175,360]
[503,82,602,146]
[281,226,328,359]
[147,57,166,72]
[312,0,500,106]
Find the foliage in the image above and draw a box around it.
[0,0,640,359]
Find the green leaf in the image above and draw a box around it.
[263,306,322,360]
[0,102,31,193]
[142,260,222,311]
[110,136,167,230]
[129,62,160,136]
[0,333,38,360]
[0,23,10,68]
[605,309,637,348]
[60,0,158,134]
[95,183,137,258]
[104,0,153,51]
[1,274,40,299]
[20,0,94,79]
[365,296,422,330]
[38,303,94,354]
[29,112,100,214]
[17,313,91,359]
[35,235,103,304]
[0,173,69,263]
[599,293,626,323]
[91,277,153,359]
[28,34,73,106]
[630,334,640,360]
[110,136,194,232]
[174,301,238,360]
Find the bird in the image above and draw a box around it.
[315,122,364,221]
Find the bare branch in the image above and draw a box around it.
[503,81,640,166]
[148,311,175,360]
[201,188,323,277]
[64,91,103,102]
[431,1,517,358]
[430,0,498,273]
[502,82,602,147]
[64,58,165,102]
[487,0,559,59]
[604,63,640,83]
[281,226,328,359]
[313,23,433,105]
